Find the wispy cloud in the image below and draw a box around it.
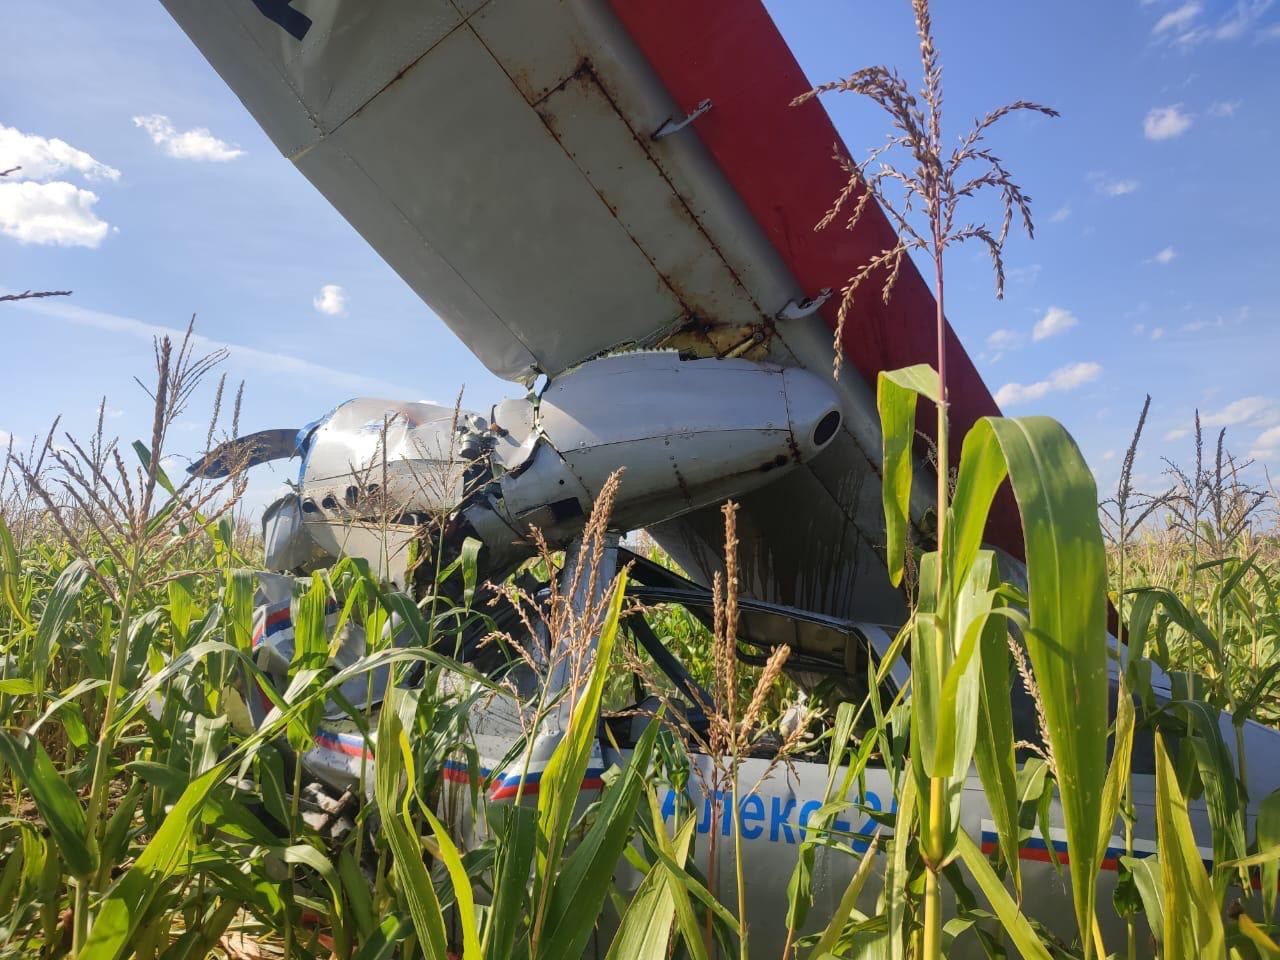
[1007,263,1042,285]
[1144,105,1193,140]
[1209,99,1243,117]
[1049,204,1071,222]
[1165,427,1190,441]
[1153,2,1203,35]
[1164,0,1276,44]
[983,327,1024,362]
[986,329,1021,350]
[1214,0,1274,39]
[1089,172,1139,196]
[133,115,243,162]
[1202,395,1279,428]
[995,361,1101,408]
[313,284,347,317]
[11,299,420,398]
[1033,305,1079,341]
[1149,246,1178,264]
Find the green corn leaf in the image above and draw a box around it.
[1238,914,1280,958]
[973,594,1021,895]
[340,848,376,943]
[1096,673,1135,884]
[461,536,481,610]
[99,778,144,885]
[786,700,876,933]
[537,568,628,880]
[949,415,1109,954]
[1120,854,1164,948]
[0,830,25,920]
[1154,733,1223,958]
[809,830,882,958]
[79,764,227,960]
[421,796,480,960]
[167,575,196,641]
[885,773,916,960]
[1173,699,1248,877]
[373,689,449,960]
[0,515,30,629]
[877,364,940,588]
[1257,790,1280,922]
[0,732,95,879]
[537,717,661,960]
[604,804,695,960]
[646,792,709,960]
[484,805,538,960]
[935,550,998,780]
[955,830,1055,960]
[32,558,90,699]
[353,914,414,960]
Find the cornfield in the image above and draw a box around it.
[4,2,1280,959]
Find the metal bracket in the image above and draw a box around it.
[652,99,713,140]
[776,288,833,321]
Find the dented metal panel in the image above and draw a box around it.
[158,0,941,618]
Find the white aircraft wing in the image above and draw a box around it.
[161,0,1022,620]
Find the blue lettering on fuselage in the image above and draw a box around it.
[659,787,882,849]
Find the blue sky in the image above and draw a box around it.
[2,1,1278,513]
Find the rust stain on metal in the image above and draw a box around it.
[786,431,802,465]
[671,460,692,503]
[546,59,779,349]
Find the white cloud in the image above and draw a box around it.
[995,361,1101,408]
[986,329,1021,349]
[10,299,421,398]
[1032,306,1078,341]
[1169,0,1275,44]
[0,124,118,248]
[1165,428,1190,441]
[1049,204,1071,223]
[1209,99,1243,117]
[0,180,109,247]
[132,115,243,162]
[1150,326,1166,340]
[1154,2,1203,34]
[1090,172,1140,196]
[0,124,119,182]
[1151,246,1177,264]
[1144,105,1193,140]
[984,328,1023,361]
[1250,425,1280,459]
[1202,396,1278,427]
[313,284,348,317]
[1102,449,1117,462]
[1214,0,1274,39]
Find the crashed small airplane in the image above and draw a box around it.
[165,0,1279,954]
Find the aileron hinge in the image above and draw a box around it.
[652,99,713,140]
[776,289,833,321]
